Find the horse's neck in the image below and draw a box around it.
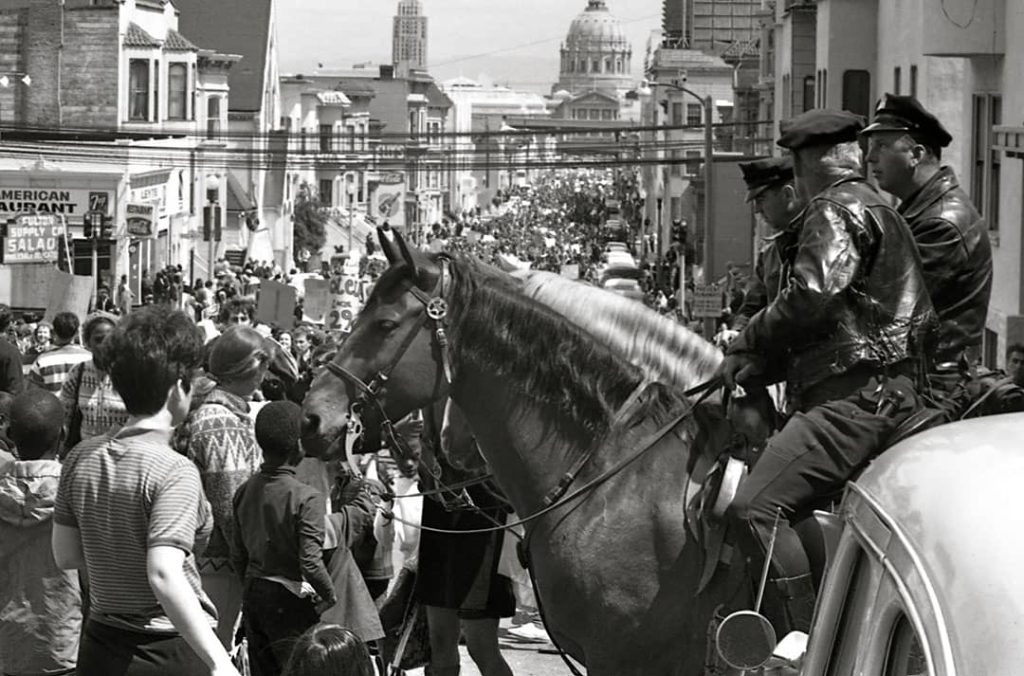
[451,365,601,515]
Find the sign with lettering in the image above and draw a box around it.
[0,188,113,219]
[256,280,297,330]
[326,272,366,334]
[126,203,156,238]
[692,284,724,318]
[3,213,66,264]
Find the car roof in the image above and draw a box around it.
[854,413,1024,674]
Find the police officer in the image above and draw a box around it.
[861,94,992,380]
[733,157,802,332]
[721,110,935,634]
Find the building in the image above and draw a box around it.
[392,0,427,77]
[174,0,287,271]
[663,0,761,51]
[0,0,238,306]
[554,0,634,97]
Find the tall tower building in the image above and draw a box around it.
[393,0,428,75]
[662,0,759,51]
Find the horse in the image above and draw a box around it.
[301,232,754,676]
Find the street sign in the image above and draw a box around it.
[2,213,65,264]
[126,202,156,238]
[693,284,723,318]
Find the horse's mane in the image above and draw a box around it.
[445,255,679,446]
[515,270,723,392]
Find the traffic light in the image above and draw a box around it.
[100,215,113,240]
[83,212,94,239]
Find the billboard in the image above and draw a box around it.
[3,213,66,264]
[0,188,112,220]
[370,172,405,228]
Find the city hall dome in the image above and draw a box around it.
[555,0,633,96]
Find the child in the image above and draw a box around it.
[281,625,373,676]
[232,401,337,676]
[0,390,82,676]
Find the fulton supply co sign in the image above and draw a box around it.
[3,213,66,264]
[0,188,112,219]
[126,203,156,238]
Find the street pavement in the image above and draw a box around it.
[406,617,573,676]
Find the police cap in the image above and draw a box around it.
[738,156,794,202]
[777,109,866,151]
[860,93,953,149]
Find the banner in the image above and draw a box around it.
[256,280,297,329]
[302,278,331,324]
[3,213,66,264]
[44,269,93,321]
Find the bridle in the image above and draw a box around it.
[319,256,455,471]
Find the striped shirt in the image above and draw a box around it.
[28,343,91,392]
[54,425,217,634]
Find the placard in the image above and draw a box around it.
[44,269,93,321]
[302,278,331,324]
[4,213,65,264]
[692,284,723,319]
[255,279,297,329]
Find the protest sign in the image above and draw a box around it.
[256,279,297,329]
[692,284,723,318]
[44,269,93,321]
[303,278,331,324]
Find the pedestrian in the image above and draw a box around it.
[0,306,24,396]
[59,313,128,454]
[52,307,238,676]
[0,390,82,676]
[23,322,52,365]
[721,109,935,636]
[231,400,337,676]
[93,285,117,314]
[862,94,993,414]
[281,625,373,676]
[174,325,269,649]
[116,274,134,316]
[27,311,91,393]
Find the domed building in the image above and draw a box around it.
[554,0,633,96]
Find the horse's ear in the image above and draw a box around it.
[393,228,421,280]
[378,227,401,265]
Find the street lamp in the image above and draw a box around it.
[652,78,714,334]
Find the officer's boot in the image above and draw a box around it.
[774,573,817,633]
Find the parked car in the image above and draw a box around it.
[717,413,1024,676]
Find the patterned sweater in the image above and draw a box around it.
[173,387,261,567]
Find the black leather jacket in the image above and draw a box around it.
[728,176,936,393]
[898,166,992,364]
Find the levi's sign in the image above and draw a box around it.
[4,213,65,264]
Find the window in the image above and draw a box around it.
[569,59,575,73]
[671,102,684,126]
[592,59,600,73]
[686,103,702,126]
[128,59,149,121]
[685,150,700,176]
[347,126,356,151]
[601,109,613,120]
[616,59,623,73]
[206,97,221,138]
[972,94,1002,228]
[319,124,332,152]
[409,110,418,135]
[825,550,875,676]
[589,109,601,120]
[883,614,927,676]
[894,66,902,95]
[167,63,187,120]
[803,75,815,113]
[605,57,612,73]
[842,70,871,119]
[319,178,333,206]
[909,65,918,98]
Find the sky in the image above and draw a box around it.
[276,0,663,92]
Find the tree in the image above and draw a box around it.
[292,182,328,264]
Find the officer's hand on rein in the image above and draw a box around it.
[720,353,765,391]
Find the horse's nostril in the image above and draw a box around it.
[301,413,321,437]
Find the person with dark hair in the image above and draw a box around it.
[232,400,337,676]
[92,285,117,314]
[28,311,90,393]
[281,625,373,676]
[59,313,127,454]
[0,390,82,676]
[174,326,269,649]
[52,307,238,676]
[1007,343,1024,388]
[0,305,25,396]
[218,298,256,329]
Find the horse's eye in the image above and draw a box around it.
[377,319,399,333]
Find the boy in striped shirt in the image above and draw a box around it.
[27,312,90,392]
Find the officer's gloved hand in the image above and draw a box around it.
[720,353,767,391]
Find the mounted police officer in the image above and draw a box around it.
[861,94,992,414]
[733,156,802,332]
[721,109,936,634]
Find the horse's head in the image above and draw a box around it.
[301,228,452,458]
